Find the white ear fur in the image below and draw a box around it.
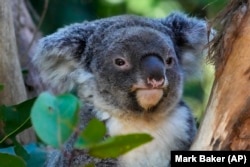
[32,23,92,93]
[33,46,78,93]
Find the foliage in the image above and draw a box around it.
[0,98,45,167]
[87,133,152,158]
[75,119,152,158]
[1,92,152,167]
[0,143,47,167]
[30,0,228,34]
[31,93,79,148]
[75,118,107,147]
[0,153,26,167]
[0,98,36,144]
[0,97,46,167]
[31,92,153,158]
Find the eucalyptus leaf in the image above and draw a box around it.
[89,133,153,158]
[31,92,80,148]
[0,143,47,167]
[13,140,30,161]
[75,118,106,148]
[0,98,36,143]
[0,153,26,167]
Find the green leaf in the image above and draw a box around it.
[0,143,46,167]
[0,84,3,92]
[0,98,36,143]
[89,133,153,158]
[0,153,26,167]
[13,140,30,161]
[31,92,80,148]
[75,119,106,148]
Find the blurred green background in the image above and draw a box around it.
[29,0,228,124]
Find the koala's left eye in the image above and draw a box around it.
[114,58,126,66]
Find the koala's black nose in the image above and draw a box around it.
[141,55,165,88]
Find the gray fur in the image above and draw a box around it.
[33,12,210,167]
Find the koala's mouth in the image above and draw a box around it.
[135,88,164,111]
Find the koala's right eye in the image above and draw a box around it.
[165,57,174,66]
[113,57,130,70]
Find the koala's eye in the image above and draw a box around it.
[114,58,126,66]
[113,57,130,70]
[166,57,174,66]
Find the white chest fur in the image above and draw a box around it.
[104,106,192,167]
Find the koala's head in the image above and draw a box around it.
[33,13,210,117]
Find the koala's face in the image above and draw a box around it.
[33,13,209,116]
[90,27,183,113]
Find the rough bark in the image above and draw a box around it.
[0,0,27,105]
[191,0,250,150]
[0,0,37,144]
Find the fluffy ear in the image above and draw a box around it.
[161,12,214,77]
[32,23,94,93]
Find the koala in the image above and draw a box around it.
[33,12,210,167]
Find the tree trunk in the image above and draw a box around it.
[191,0,250,150]
[0,0,27,105]
[0,0,36,144]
